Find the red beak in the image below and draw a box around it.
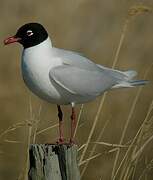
[4,36,21,45]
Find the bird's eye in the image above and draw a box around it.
[26,30,34,36]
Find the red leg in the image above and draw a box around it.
[57,105,64,143]
[70,106,76,143]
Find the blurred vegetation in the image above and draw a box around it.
[0,0,153,180]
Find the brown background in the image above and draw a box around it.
[0,0,153,179]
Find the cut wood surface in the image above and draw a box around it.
[28,144,80,180]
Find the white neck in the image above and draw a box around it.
[23,37,53,59]
[22,36,62,68]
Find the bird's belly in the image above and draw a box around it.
[22,62,62,104]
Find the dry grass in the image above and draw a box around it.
[0,1,153,180]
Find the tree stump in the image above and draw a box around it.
[28,144,80,180]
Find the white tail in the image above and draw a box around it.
[97,64,149,89]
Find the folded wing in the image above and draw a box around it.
[49,65,117,96]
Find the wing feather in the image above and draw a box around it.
[49,65,117,96]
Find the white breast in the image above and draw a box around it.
[21,37,63,103]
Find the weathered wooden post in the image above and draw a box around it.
[28,144,80,180]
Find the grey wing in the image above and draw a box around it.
[53,47,102,71]
[97,64,137,80]
[53,47,133,81]
[49,65,117,96]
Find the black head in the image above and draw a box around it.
[4,23,48,48]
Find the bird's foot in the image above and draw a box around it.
[69,138,76,145]
[56,137,65,144]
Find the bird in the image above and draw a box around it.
[4,22,148,144]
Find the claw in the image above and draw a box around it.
[56,137,65,144]
[69,138,76,145]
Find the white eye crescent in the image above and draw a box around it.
[27,30,34,36]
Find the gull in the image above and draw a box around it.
[4,23,148,143]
